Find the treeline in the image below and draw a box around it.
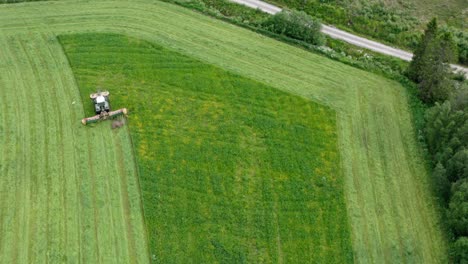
[408,18,468,262]
[426,99,468,262]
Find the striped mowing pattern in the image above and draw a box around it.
[0,33,149,263]
[0,1,447,263]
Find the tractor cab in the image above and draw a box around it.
[90,91,110,114]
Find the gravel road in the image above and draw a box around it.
[229,0,468,75]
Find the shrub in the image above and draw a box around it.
[451,236,468,263]
[448,178,468,237]
[262,9,324,45]
[441,26,468,65]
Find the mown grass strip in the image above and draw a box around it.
[0,33,150,263]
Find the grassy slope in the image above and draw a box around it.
[0,1,447,263]
[60,33,353,263]
[0,34,149,262]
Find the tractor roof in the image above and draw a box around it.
[96,95,106,103]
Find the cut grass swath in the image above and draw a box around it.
[0,33,149,263]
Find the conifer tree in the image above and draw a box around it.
[408,18,439,82]
[408,19,457,103]
[439,32,458,63]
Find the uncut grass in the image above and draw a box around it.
[60,33,353,263]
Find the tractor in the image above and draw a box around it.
[81,90,127,125]
[91,90,110,115]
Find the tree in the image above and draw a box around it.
[452,236,468,263]
[407,18,457,103]
[450,85,468,111]
[425,101,456,157]
[425,101,467,163]
[448,178,468,237]
[439,32,458,63]
[446,149,468,182]
[407,18,439,83]
[417,59,451,103]
[433,162,450,202]
[419,32,458,103]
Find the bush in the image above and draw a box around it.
[441,26,468,65]
[452,236,468,263]
[433,163,451,202]
[448,179,468,237]
[262,9,324,45]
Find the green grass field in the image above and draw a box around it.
[0,0,447,263]
[60,33,353,263]
[0,33,149,263]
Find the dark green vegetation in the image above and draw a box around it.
[424,99,468,262]
[408,18,457,103]
[262,9,324,45]
[266,0,468,65]
[410,19,468,264]
[404,16,468,263]
[60,33,353,263]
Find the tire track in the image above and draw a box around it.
[3,35,36,264]
[44,33,84,263]
[19,34,59,264]
[105,130,132,263]
[97,130,122,263]
[8,34,50,264]
[30,33,66,262]
[114,132,139,264]
[17,53,32,262]
[0,35,19,263]
[84,135,103,264]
